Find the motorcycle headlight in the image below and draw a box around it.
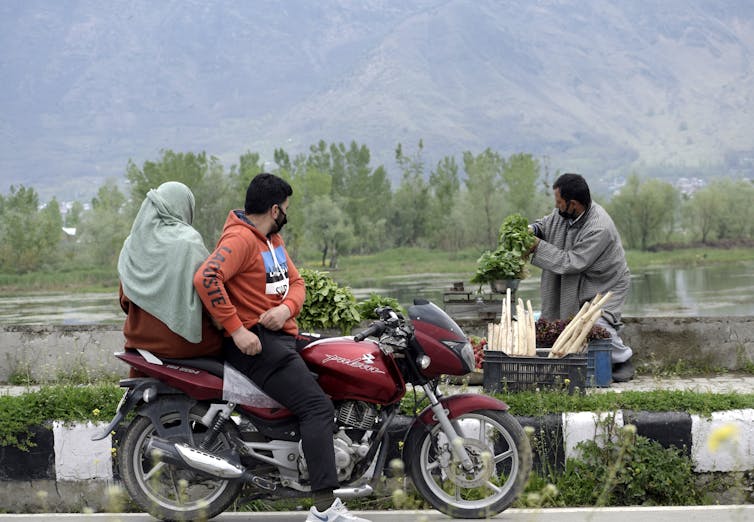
[417,354,431,369]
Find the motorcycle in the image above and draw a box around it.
[93,299,532,520]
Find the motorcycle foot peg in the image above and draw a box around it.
[243,471,276,491]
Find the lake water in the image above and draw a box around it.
[1,261,753,326]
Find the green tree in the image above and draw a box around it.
[682,186,719,243]
[0,186,63,273]
[277,157,333,260]
[710,178,754,240]
[64,200,84,228]
[195,158,234,246]
[228,151,265,197]
[462,148,505,249]
[305,140,391,254]
[427,155,461,249]
[39,197,64,266]
[683,177,754,243]
[608,174,678,250]
[127,150,206,202]
[77,180,130,268]
[126,149,230,247]
[305,195,355,268]
[391,141,430,247]
[501,153,546,220]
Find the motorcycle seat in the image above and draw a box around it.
[127,348,225,377]
[162,356,225,377]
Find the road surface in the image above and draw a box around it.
[0,506,753,522]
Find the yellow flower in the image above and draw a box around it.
[707,423,740,453]
[92,408,100,417]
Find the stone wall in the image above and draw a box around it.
[1,316,753,383]
[0,325,126,383]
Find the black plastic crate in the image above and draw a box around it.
[482,350,587,393]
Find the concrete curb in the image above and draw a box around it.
[1,409,753,512]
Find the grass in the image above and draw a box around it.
[496,389,754,417]
[299,246,483,287]
[2,383,753,511]
[0,383,122,450]
[4,384,753,452]
[303,245,754,288]
[1,246,753,294]
[625,246,754,268]
[0,266,118,295]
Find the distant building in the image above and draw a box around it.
[674,177,706,196]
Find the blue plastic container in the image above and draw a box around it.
[587,340,613,387]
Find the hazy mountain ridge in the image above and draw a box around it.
[1,0,753,201]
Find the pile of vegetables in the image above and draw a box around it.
[471,213,537,284]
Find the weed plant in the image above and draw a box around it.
[0,384,121,449]
[2,384,753,511]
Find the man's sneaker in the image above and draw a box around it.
[306,497,371,522]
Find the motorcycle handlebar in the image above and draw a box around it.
[353,320,386,342]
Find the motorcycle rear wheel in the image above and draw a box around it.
[405,409,531,519]
[118,403,242,521]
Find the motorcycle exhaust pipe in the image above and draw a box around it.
[147,436,244,478]
[334,484,374,498]
[146,436,276,490]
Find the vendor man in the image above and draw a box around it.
[529,173,634,382]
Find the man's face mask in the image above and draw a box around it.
[558,200,576,219]
[558,200,577,220]
[273,205,288,233]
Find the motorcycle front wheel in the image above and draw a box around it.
[118,403,242,521]
[405,409,532,519]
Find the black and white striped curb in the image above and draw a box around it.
[2,410,753,482]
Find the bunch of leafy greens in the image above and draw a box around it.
[298,268,361,334]
[471,213,536,284]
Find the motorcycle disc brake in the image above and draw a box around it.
[445,438,494,488]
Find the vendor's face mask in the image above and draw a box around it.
[555,190,577,220]
[558,200,577,220]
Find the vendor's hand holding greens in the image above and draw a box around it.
[471,213,537,286]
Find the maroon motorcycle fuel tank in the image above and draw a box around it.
[300,337,405,405]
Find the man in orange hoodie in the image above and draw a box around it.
[194,173,369,522]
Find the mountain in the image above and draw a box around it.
[1,0,753,201]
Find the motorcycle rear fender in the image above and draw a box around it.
[90,377,183,441]
[415,393,509,427]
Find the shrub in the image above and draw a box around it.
[299,269,361,334]
[356,292,404,320]
[556,430,701,506]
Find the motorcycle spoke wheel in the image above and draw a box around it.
[407,410,531,519]
[119,405,242,521]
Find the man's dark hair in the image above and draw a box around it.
[245,173,293,214]
[553,173,591,207]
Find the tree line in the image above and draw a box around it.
[1,140,753,275]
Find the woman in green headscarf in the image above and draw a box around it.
[118,181,221,358]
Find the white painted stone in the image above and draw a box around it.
[691,409,754,472]
[53,421,113,480]
[563,410,624,461]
